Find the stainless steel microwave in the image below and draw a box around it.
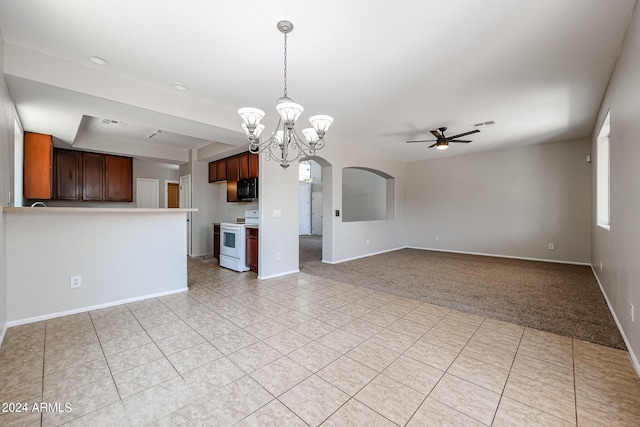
[237,177,258,200]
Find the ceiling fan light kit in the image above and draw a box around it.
[406,126,480,150]
[238,20,334,169]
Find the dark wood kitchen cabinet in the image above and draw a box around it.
[54,149,82,200]
[208,159,228,183]
[238,152,259,179]
[104,155,133,202]
[246,227,258,273]
[213,223,220,260]
[23,132,53,200]
[82,152,104,201]
[226,156,239,202]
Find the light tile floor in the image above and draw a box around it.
[1,258,640,426]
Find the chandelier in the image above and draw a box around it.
[238,20,334,169]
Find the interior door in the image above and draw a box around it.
[179,174,192,256]
[136,178,159,208]
[167,182,179,208]
[298,182,311,235]
[312,191,323,235]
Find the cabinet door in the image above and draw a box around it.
[226,156,239,182]
[24,132,53,200]
[82,152,104,201]
[246,228,258,273]
[238,152,250,180]
[248,153,259,178]
[105,155,133,202]
[55,149,82,200]
[208,162,217,183]
[213,224,220,260]
[216,160,227,181]
[226,156,239,202]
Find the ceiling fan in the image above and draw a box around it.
[406,126,480,150]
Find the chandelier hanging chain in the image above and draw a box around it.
[238,20,334,169]
[283,31,288,98]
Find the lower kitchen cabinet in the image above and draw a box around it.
[246,227,258,273]
[213,224,220,260]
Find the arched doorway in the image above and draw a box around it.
[298,156,333,269]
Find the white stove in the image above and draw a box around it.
[219,210,259,272]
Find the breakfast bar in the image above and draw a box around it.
[2,207,196,325]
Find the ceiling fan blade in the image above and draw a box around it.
[430,130,442,139]
[446,129,480,140]
[428,143,437,148]
[406,139,437,143]
[449,140,471,143]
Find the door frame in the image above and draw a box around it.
[179,174,192,257]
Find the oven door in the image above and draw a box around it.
[220,223,242,259]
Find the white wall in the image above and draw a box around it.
[406,138,592,264]
[0,30,19,345]
[592,2,640,374]
[309,141,407,264]
[5,210,188,323]
[342,168,387,222]
[259,153,300,278]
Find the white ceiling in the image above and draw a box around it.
[0,0,636,164]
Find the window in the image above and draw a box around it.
[597,111,610,229]
[299,161,311,182]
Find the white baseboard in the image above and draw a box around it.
[323,246,406,265]
[590,265,640,378]
[0,322,7,350]
[407,246,591,266]
[258,269,300,280]
[6,287,188,328]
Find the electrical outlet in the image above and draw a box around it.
[272,210,282,217]
[435,236,440,242]
[70,275,82,289]
[366,240,370,245]
[548,243,555,250]
[631,303,635,322]
[276,252,281,260]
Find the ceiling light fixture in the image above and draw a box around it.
[173,83,188,91]
[238,20,334,169]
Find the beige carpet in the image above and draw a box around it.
[299,235,625,349]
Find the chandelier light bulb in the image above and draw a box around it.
[302,128,319,144]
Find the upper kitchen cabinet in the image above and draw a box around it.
[54,148,82,200]
[82,152,104,201]
[105,155,133,202]
[226,155,239,182]
[24,132,53,199]
[226,155,240,202]
[238,152,259,179]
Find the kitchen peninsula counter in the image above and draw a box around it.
[4,206,196,325]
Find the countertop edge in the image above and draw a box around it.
[2,207,198,213]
